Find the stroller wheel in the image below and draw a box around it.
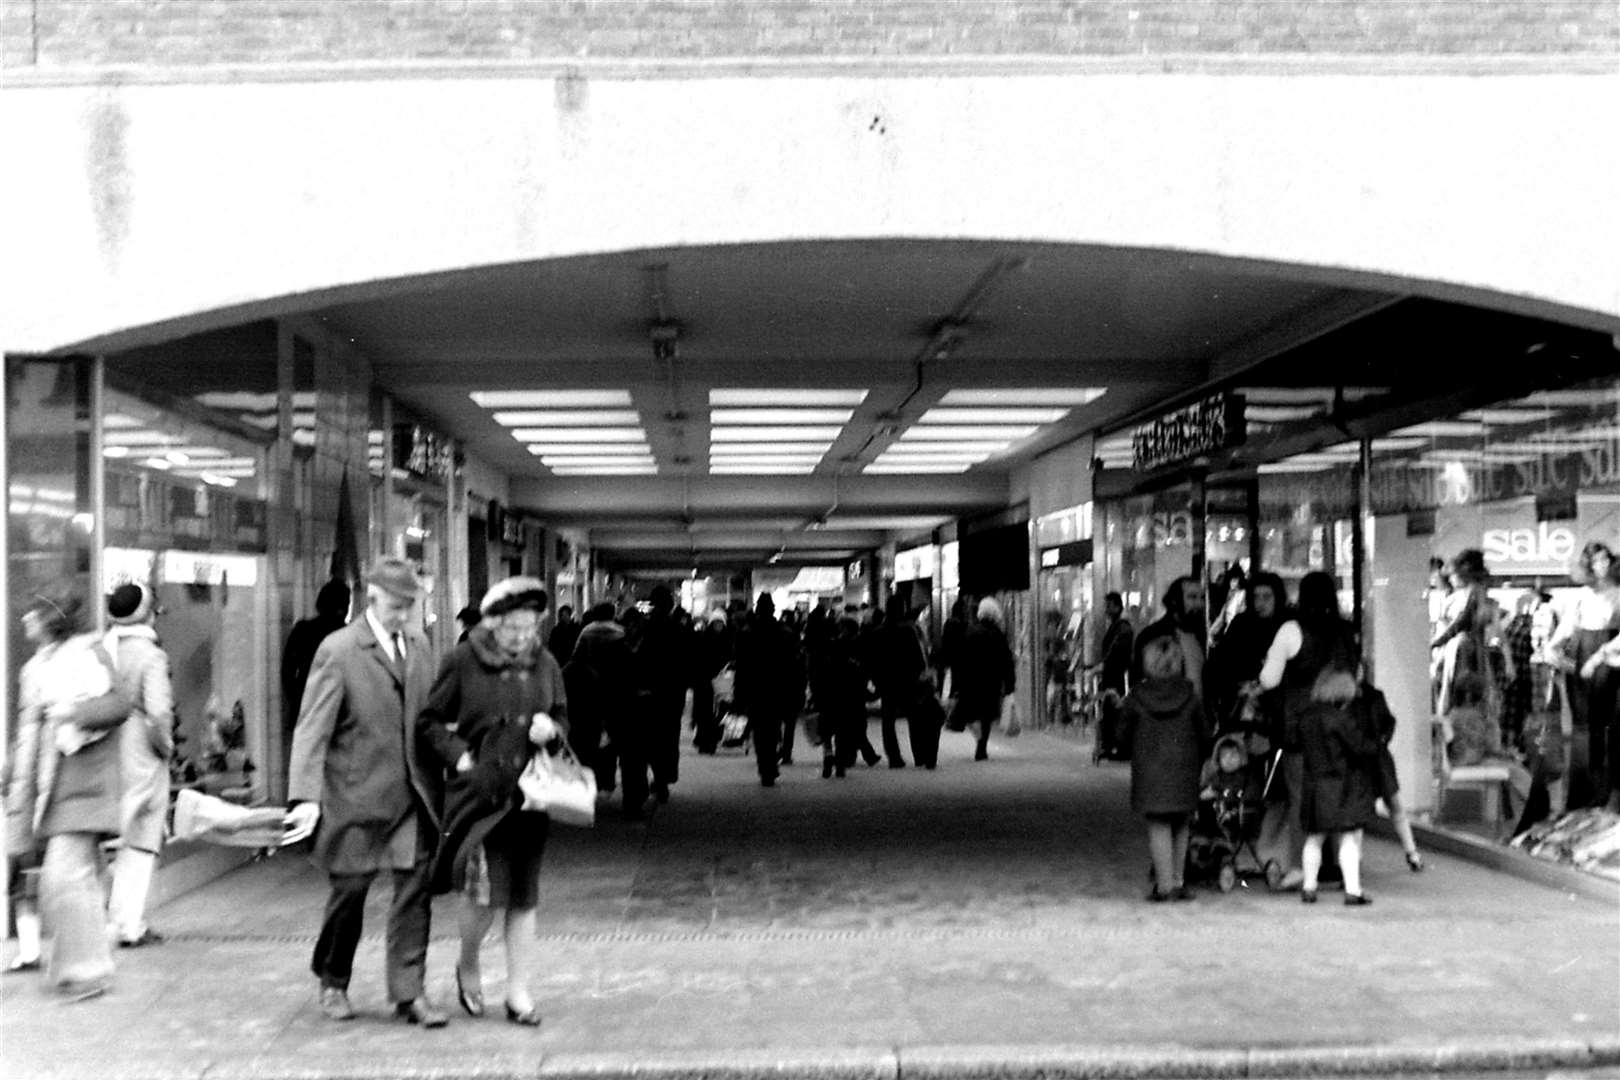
[1263,860,1284,891]
[1217,863,1238,893]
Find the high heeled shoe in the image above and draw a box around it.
[455,964,484,1018]
[505,1000,542,1027]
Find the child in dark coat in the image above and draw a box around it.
[1122,624,1208,901]
[1297,670,1382,906]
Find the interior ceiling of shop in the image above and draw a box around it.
[310,239,1422,573]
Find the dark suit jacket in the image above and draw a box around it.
[288,616,442,874]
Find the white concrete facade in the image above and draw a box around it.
[3,69,1618,353]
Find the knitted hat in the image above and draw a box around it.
[480,576,548,618]
[107,582,155,626]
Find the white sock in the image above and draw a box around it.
[1339,830,1364,896]
[1301,834,1324,891]
[108,847,157,941]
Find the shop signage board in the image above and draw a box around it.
[1040,539,1093,568]
[1132,392,1246,473]
[393,423,455,482]
[894,545,936,582]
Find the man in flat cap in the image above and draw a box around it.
[285,558,447,1027]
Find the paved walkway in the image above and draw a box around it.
[3,722,1618,1079]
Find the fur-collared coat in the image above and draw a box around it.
[287,616,442,874]
[416,626,568,896]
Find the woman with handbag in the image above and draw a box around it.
[417,577,568,1027]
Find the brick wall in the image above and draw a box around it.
[2,0,1615,71]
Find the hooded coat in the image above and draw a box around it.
[954,617,1016,726]
[416,625,568,896]
[1296,691,1383,834]
[1122,675,1207,816]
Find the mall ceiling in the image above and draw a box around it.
[311,239,1409,572]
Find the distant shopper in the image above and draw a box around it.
[1259,571,1359,891]
[691,612,732,756]
[634,586,688,802]
[1097,592,1134,697]
[872,596,928,769]
[565,604,638,817]
[817,617,872,778]
[284,558,447,1027]
[281,580,350,748]
[5,586,131,1000]
[1431,548,1493,719]
[734,594,802,787]
[1207,572,1287,730]
[957,598,1016,762]
[104,583,174,948]
[1295,671,1381,906]
[547,604,582,664]
[1122,623,1206,902]
[417,577,566,1028]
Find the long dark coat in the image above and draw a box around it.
[1296,696,1382,833]
[954,618,1015,726]
[287,616,442,875]
[1123,676,1206,815]
[416,627,568,896]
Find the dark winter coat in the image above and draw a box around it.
[416,626,568,896]
[564,619,636,756]
[734,615,803,719]
[954,618,1015,726]
[1123,676,1207,816]
[1296,695,1382,833]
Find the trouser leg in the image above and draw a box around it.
[40,833,114,988]
[620,734,650,813]
[779,711,797,761]
[107,846,158,942]
[312,871,374,990]
[651,693,683,789]
[880,694,905,764]
[753,711,781,780]
[693,682,717,752]
[385,857,433,1004]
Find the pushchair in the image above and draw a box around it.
[1185,732,1284,892]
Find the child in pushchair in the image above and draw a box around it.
[1186,732,1284,892]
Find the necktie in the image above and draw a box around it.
[392,633,406,666]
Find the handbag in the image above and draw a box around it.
[517,742,597,826]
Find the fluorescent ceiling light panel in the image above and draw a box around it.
[710,426,844,442]
[492,410,641,426]
[706,443,833,456]
[709,455,825,466]
[709,465,817,475]
[512,427,646,442]
[939,388,1105,406]
[526,443,652,456]
[709,389,868,406]
[899,425,1040,441]
[873,453,990,465]
[539,455,656,468]
[1389,422,1488,438]
[884,441,1010,454]
[549,465,658,476]
[103,430,182,446]
[863,463,973,474]
[708,409,854,425]
[471,390,632,408]
[918,408,1070,425]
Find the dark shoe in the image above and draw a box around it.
[1172,885,1195,902]
[56,980,108,1004]
[822,758,834,779]
[1405,851,1425,872]
[834,766,847,778]
[760,775,776,787]
[5,956,40,973]
[395,997,449,1028]
[118,928,164,948]
[505,1000,541,1027]
[652,784,670,804]
[974,747,989,761]
[889,760,907,769]
[455,964,484,1018]
[621,807,646,822]
[319,985,356,1021]
[1344,893,1373,907]
[1146,888,1171,902]
[778,756,794,767]
[1300,890,1318,905]
[863,754,881,767]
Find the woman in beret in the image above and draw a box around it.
[417,576,568,1027]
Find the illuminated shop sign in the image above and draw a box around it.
[1132,393,1246,473]
[894,546,936,582]
[1482,523,1577,575]
[1040,540,1093,569]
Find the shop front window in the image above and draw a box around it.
[100,384,271,803]
[1365,375,1620,847]
[1036,504,1093,728]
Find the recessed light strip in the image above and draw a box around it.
[938,388,1104,406]
[471,390,632,408]
[492,410,641,426]
[709,389,868,406]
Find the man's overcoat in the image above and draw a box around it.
[288,617,442,874]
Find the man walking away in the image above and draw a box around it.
[284,558,448,1027]
[548,604,582,663]
[635,586,688,803]
[567,603,642,819]
[734,595,802,787]
[105,584,174,949]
